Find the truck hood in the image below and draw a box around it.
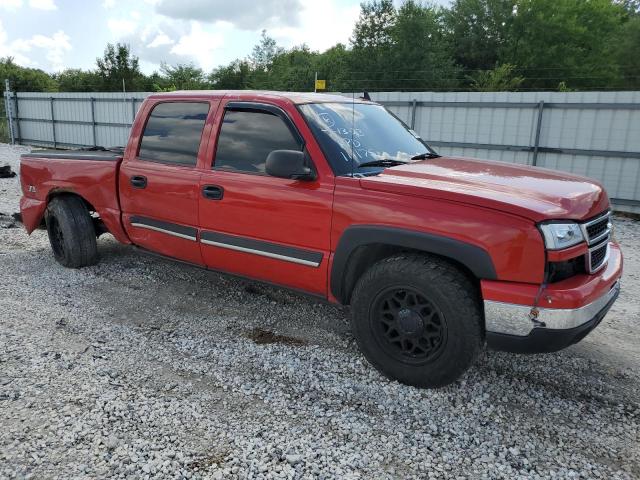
[359,156,609,222]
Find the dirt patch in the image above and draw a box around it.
[245,327,308,346]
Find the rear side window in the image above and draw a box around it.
[138,102,209,166]
[214,109,301,174]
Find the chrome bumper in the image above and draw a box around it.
[484,280,621,337]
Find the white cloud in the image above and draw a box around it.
[107,18,138,36]
[156,0,301,30]
[107,15,213,71]
[147,33,174,48]
[2,0,359,74]
[1,0,58,10]
[0,0,23,10]
[270,0,359,52]
[0,19,33,66]
[13,30,71,70]
[0,19,71,70]
[28,0,57,10]
[170,22,223,70]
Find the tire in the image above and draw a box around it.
[350,254,482,388]
[45,195,98,268]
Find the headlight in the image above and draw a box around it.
[539,223,584,250]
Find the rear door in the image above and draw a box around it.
[119,100,217,265]
[197,100,335,296]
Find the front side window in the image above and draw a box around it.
[299,102,435,176]
[214,109,301,174]
[138,102,209,166]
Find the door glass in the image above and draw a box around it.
[214,109,301,174]
[138,102,209,166]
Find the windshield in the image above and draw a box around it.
[299,102,435,176]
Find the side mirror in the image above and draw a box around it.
[266,150,316,181]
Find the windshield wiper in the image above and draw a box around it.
[357,159,410,168]
[411,152,441,160]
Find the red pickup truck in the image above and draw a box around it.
[19,91,622,388]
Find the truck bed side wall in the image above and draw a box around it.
[19,156,130,244]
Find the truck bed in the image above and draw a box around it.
[19,149,129,243]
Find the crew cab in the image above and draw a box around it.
[19,91,623,388]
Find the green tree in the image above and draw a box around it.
[443,0,515,72]
[96,43,148,91]
[315,43,353,91]
[388,1,461,90]
[54,69,102,92]
[470,63,524,91]
[348,1,462,91]
[249,30,284,70]
[264,45,318,91]
[350,0,397,90]
[351,0,396,49]
[248,31,285,88]
[0,57,58,92]
[610,15,640,89]
[209,60,252,89]
[505,0,627,90]
[158,63,210,90]
[616,0,640,14]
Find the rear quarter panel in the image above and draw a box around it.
[19,156,130,243]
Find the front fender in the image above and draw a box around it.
[330,225,497,304]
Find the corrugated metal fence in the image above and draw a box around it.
[373,91,640,214]
[3,90,640,213]
[4,92,147,149]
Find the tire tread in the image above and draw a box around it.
[350,253,482,388]
[45,195,98,268]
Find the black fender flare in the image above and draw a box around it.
[330,225,497,303]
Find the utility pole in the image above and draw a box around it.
[314,72,318,93]
[4,79,15,145]
[122,78,126,94]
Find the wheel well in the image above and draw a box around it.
[45,191,107,236]
[340,243,481,305]
[47,190,96,213]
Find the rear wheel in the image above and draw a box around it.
[45,195,98,268]
[350,254,482,388]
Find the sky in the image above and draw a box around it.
[0,0,451,74]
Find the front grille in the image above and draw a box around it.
[588,241,609,273]
[580,211,611,274]
[581,211,611,246]
[586,220,608,240]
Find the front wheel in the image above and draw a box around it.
[350,254,482,388]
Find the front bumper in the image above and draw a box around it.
[483,243,622,354]
[485,281,619,353]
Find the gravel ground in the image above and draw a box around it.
[1,143,639,479]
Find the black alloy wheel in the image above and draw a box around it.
[371,286,447,364]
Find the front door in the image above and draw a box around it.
[120,100,216,265]
[198,101,334,296]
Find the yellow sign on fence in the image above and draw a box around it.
[315,79,326,91]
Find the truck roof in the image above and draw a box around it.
[147,90,372,105]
